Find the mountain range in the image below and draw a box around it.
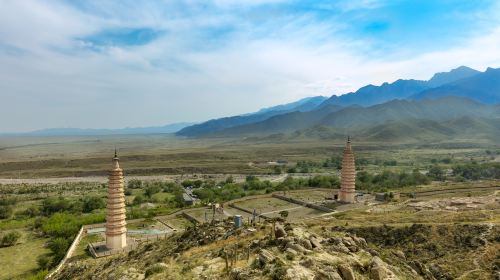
[6,66,500,141]
[176,66,500,140]
[2,122,194,136]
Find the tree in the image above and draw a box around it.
[81,196,105,213]
[133,194,145,205]
[225,176,234,184]
[127,179,143,189]
[41,197,73,216]
[1,231,21,247]
[279,210,289,220]
[428,165,445,181]
[273,165,282,174]
[0,205,13,219]
[144,185,161,198]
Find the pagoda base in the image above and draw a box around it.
[106,233,127,250]
[89,238,136,258]
[338,191,356,203]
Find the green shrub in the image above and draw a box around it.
[37,254,53,270]
[27,269,48,280]
[0,205,13,219]
[48,237,70,261]
[145,263,166,277]
[1,230,21,247]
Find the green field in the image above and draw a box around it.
[0,134,498,178]
[0,232,50,280]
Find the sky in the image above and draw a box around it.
[1,0,500,132]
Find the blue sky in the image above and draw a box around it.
[1,0,500,132]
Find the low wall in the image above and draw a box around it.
[181,212,200,224]
[46,226,85,279]
[272,194,333,213]
[228,203,270,220]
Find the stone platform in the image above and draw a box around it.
[88,238,137,258]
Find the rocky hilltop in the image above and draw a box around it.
[55,217,499,280]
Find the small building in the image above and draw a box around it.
[183,193,196,206]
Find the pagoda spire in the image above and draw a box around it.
[338,137,356,203]
[105,151,127,250]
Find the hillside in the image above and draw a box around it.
[206,97,500,139]
[212,104,345,137]
[53,211,500,280]
[177,96,327,137]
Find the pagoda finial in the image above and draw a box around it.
[114,147,118,158]
[347,135,351,143]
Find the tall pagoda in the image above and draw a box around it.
[338,137,356,203]
[105,150,127,250]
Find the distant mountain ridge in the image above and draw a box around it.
[410,67,500,104]
[427,65,481,87]
[320,66,481,107]
[208,96,500,136]
[5,122,194,136]
[176,96,327,137]
[10,66,500,140]
[179,65,498,137]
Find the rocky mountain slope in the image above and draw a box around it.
[54,217,500,280]
[177,96,328,137]
[204,97,500,140]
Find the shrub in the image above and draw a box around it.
[27,269,48,280]
[145,263,166,277]
[0,205,13,219]
[0,197,17,206]
[22,205,41,218]
[48,237,70,261]
[1,231,21,247]
[37,254,53,270]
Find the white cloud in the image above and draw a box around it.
[0,0,499,132]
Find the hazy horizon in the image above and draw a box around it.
[2,1,500,132]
